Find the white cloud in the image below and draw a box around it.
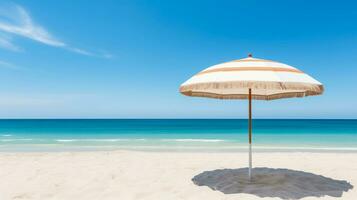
[102,52,114,59]
[68,47,94,56]
[0,4,112,58]
[0,35,21,51]
[0,60,21,70]
[0,5,65,47]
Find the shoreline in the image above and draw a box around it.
[2,146,357,153]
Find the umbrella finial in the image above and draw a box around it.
[248,53,253,58]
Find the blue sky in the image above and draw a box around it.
[0,0,356,118]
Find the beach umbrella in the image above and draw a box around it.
[179,54,324,180]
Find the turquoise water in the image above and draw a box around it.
[0,119,356,152]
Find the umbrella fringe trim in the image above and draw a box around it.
[179,81,324,100]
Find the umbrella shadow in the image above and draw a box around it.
[192,167,353,199]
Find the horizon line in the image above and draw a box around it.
[0,118,356,120]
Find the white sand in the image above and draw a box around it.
[0,151,356,200]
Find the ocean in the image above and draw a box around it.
[0,119,356,152]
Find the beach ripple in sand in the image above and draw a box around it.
[192,167,353,200]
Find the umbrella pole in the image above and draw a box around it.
[248,88,252,181]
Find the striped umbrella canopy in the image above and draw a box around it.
[179,54,324,180]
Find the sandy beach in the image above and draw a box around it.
[0,151,355,200]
